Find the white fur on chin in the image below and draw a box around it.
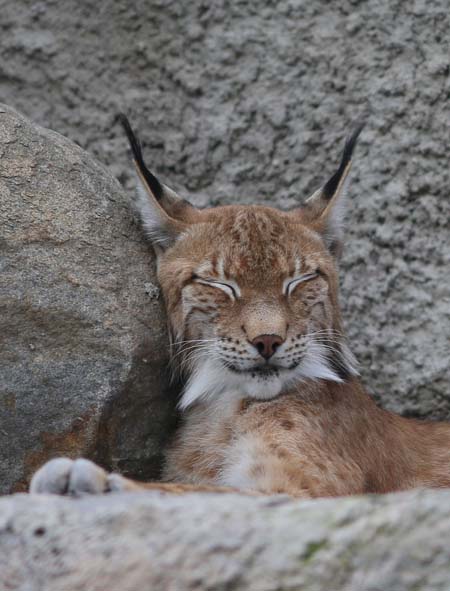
[177,342,349,411]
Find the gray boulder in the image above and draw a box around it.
[1,488,450,590]
[0,105,177,495]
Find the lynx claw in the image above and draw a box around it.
[30,458,109,496]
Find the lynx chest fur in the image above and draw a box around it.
[163,381,402,497]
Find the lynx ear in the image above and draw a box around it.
[294,122,365,257]
[118,114,198,249]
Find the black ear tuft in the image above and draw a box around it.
[116,113,164,201]
[322,121,365,201]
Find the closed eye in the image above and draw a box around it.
[194,277,240,300]
[284,272,319,296]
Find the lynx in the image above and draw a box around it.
[30,116,450,498]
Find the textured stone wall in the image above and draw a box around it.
[0,2,448,426]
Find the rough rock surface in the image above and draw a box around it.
[0,105,177,494]
[1,0,448,421]
[1,488,450,591]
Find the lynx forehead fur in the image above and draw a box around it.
[30,116,450,499]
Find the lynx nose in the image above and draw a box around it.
[251,334,284,360]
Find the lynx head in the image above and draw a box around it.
[119,115,362,410]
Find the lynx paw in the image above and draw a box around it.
[29,458,134,496]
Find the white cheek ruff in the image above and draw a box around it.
[178,358,238,410]
[294,342,343,383]
[176,325,360,410]
[178,358,284,410]
[178,343,346,411]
